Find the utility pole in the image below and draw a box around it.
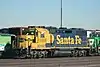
[60,0,63,28]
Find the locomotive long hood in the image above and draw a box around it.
[56,35,82,44]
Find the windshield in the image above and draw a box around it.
[22,28,35,35]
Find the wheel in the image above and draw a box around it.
[78,50,83,57]
[71,50,74,57]
[73,50,79,57]
[33,51,38,58]
[82,50,87,56]
[38,51,43,58]
[44,51,48,58]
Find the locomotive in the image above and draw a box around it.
[0,26,100,58]
[0,33,15,58]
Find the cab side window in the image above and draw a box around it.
[36,32,38,36]
[41,34,44,38]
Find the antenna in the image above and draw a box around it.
[60,0,63,28]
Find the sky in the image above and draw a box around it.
[0,0,100,29]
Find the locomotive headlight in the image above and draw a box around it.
[0,46,5,51]
[88,39,94,46]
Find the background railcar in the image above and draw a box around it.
[0,33,16,58]
[88,31,100,54]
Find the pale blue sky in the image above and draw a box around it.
[0,0,100,29]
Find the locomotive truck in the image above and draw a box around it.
[0,26,100,58]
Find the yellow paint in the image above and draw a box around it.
[56,35,82,44]
[15,27,54,49]
[34,28,54,49]
[75,35,82,44]
[16,27,54,49]
[17,35,34,49]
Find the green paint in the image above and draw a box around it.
[0,34,11,47]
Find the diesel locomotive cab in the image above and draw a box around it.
[21,28,36,48]
[13,28,37,58]
[22,28,36,40]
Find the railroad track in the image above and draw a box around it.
[0,56,100,67]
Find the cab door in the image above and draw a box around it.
[36,29,46,48]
